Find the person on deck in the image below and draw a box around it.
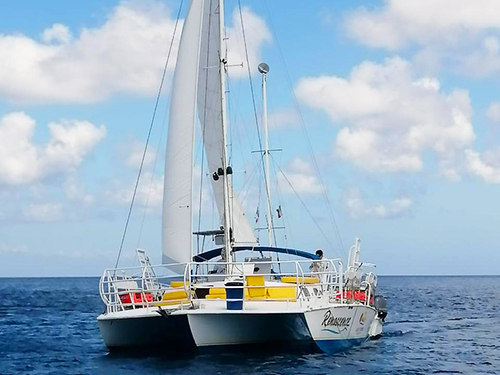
[309,249,329,285]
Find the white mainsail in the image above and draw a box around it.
[197,0,257,245]
[163,0,257,266]
[162,0,204,265]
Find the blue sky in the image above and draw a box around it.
[1,0,499,276]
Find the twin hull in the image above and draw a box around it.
[97,304,377,354]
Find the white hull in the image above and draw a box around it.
[98,303,380,354]
[304,305,377,353]
[187,311,310,348]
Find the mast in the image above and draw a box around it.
[218,0,233,266]
[259,62,274,247]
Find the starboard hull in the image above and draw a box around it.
[304,304,377,353]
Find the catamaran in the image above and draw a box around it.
[97,0,387,353]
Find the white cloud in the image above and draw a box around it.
[0,2,269,104]
[121,140,157,170]
[44,119,106,172]
[344,0,500,77]
[226,6,272,78]
[63,176,94,204]
[345,0,500,50]
[42,23,72,44]
[295,57,475,175]
[278,157,322,195]
[268,108,299,130]
[486,101,500,123]
[23,203,63,222]
[343,188,413,219]
[0,112,105,185]
[0,2,179,103]
[107,171,163,209]
[465,149,500,184]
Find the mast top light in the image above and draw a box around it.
[258,62,270,74]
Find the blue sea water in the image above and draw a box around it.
[0,276,499,374]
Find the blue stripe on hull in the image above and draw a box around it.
[314,338,366,354]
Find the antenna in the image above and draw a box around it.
[258,62,270,75]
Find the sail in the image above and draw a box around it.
[162,0,204,265]
[197,0,257,244]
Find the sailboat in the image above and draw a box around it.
[97,0,387,353]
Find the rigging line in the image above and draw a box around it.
[236,163,258,207]
[238,0,275,245]
[136,91,169,249]
[271,153,336,252]
[273,159,292,248]
[226,77,249,178]
[263,0,346,259]
[113,0,184,270]
[235,150,258,195]
[269,158,289,265]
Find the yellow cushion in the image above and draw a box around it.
[247,286,266,298]
[266,287,297,300]
[246,275,265,286]
[206,288,251,299]
[162,289,188,301]
[246,275,266,298]
[170,281,189,288]
[209,287,226,296]
[281,276,320,284]
[247,289,266,298]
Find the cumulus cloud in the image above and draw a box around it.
[226,6,272,78]
[344,0,500,77]
[343,188,413,219]
[278,157,322,195]
[107,172,163,209]
[465,149,500,184]
[0,2,179,103]
[344,0,500,49]
[486,101,500,123]
[0,112,105,185]
[42,23,72,44]
[0,2,269,104]
[295,57,475,175]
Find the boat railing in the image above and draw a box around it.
[99,258,374,313]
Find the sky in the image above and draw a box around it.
[1,0,499,276]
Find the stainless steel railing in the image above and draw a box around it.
[99,258,376,314]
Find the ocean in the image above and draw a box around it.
[0,276,498,374]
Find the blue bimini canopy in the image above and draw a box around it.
[192,246,319,263]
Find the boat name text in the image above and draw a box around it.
[321,310,351,328]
